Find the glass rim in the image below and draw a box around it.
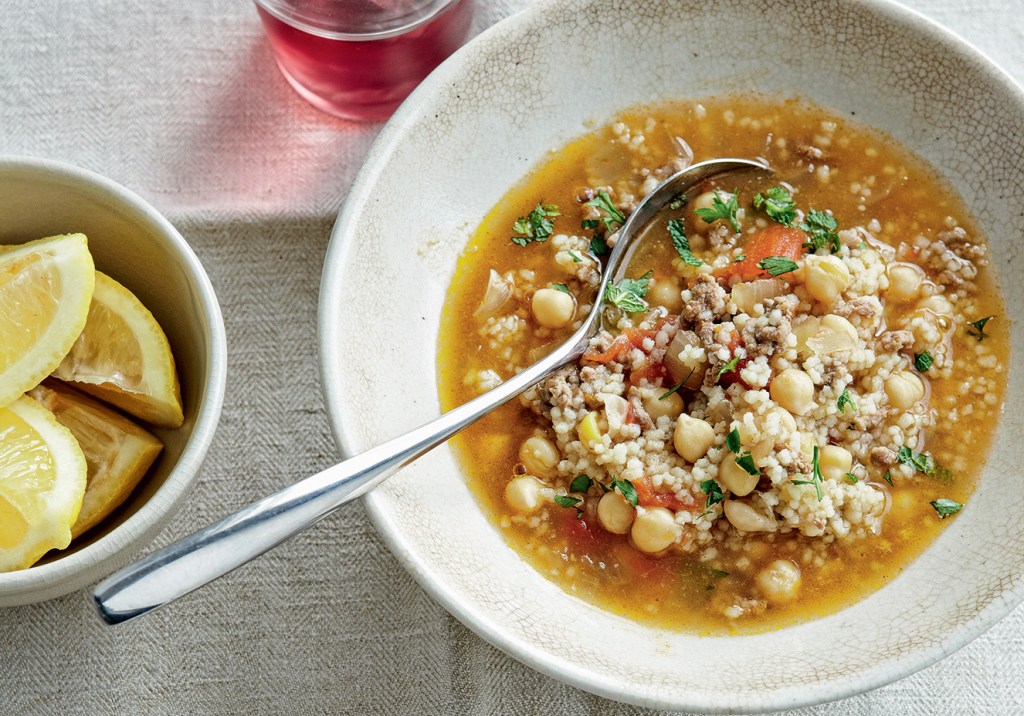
[252,0,464,41]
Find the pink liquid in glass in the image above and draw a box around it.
[256,0,474,121]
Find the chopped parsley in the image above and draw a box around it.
[914,351,934,372]
[585,190,626,232]
[668,218,703,266]
[757,256,799,277]
[837,389,857,413]
[882,470,893,486]
[511,203,559,246]
[716,355,740,380]
[588,233,609,256]
[695,189,741,233]
[792,445,825,501]
[967,315,994,341]
[550,283,570,294]
[668,192,687,210]
[726,427,742,454]
[603,270,653,314]
[753,186,797,226]
[845,472,858,484]
[659,368,694,400]
[930,498,963,519]
[700,478,724,508]
[553,495,581,509]
[800,210,840,253]
[569,474,593,493]
[733,254,746,262]
[735,452,761,476]
[612,478,638,506]
[897,445,934,475]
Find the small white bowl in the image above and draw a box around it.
[0,156,227,607]
[320,0,1024,710]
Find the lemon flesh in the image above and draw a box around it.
[0,395,87,571]
[29,380,163,538]
[53,271,183,429]
[0,234,95,410]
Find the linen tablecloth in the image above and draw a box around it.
[1,1,1022,713]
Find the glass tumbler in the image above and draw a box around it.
[253,0,474,122]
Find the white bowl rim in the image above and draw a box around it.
[319,0,1024,710]
[0,154,228,598]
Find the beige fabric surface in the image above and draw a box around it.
[1,1,1022,713]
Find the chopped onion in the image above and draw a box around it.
[730,278,788,315]
[805,314,859,355]
[473,269,513,319]
[664,330,706,388]
[672,135,694,169]
[602,394,630,433]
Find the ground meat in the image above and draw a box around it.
[870,446,898,468]
[877,330,915,352]
[680,274,728,327]
[740,296,795,359]
[835,297,880,319]
[539,365,584,415]
[652,157,690,181]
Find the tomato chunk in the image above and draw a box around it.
[633,477,686,511]
[719,224,805,281]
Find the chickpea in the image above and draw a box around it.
[819,444,853,481]
[673,413,715,462]
[505,475,547,513]
[724,499,777,532]
[769,406,797,436]
[630,506,682,554]
[885,371,925,410]
[918,294,953,317]
[691,189,724,220]
[756,559,802,604]
[804,255,851,305]
[770,368,815,416]
[643,388,684,423]
[597,491,635,534]
[577,411,603,447]
[519,435,560,479]
[718,456,759,497]
[648,279,683,312]
[531,287,575,328]
[886,263,924,302]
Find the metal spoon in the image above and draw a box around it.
[92,157,766,624]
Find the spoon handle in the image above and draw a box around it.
[92,336,587,625]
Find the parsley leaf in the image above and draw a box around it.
[668,192,687,210]
[585,190,626,232]
[792,445,825,501]
[930,498,963,519]
[897,445,934,475]
[551,283,570,294]
[716,355,740,380]
[914,351,934,372]
[612,478,638,506]
[735,453,761,476]
[667,218,702,267]
[837,389,857,413]
[733,254,746,262]
[588,233,609,256]
[694,189,741,233]
[511,203,559,246]
[569,474,593,493]
[700,479,724,508]
[882,470,893,486]
[753,186,797,226]
[604,270,653,314]
[757,256,799,276]
[967,315,994,341]
[726,428,741,454]
[659,368,694,400]
[800,210,840,253]
[845,472,858,484]
[554,495,581,509]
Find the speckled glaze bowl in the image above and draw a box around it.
[319,0,1024,710]
[0,156,227,607]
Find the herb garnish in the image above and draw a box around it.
[733,254,746,262]
[967,315,994,341]
[511,203,559,246]
[757,256,799,277]
[659,368,694,400]
[726,427,760,475]
[753,186,797,226]
[612,478,639,506]
[716,355,740,380]
[554,495,581,509]
[700,478,724,508]
[604,270,653,314]
[668,218,703,266]
[695,189,741,233]
[845,472,858,484]
[668,192,687,210]
[896,445,934,475]
[588,234,609,256]
[930,498,963,518]
[726,427,742,454]
[882,470,893,486]
[792,445,825,501]
[569,474,593,493]
[551,283,570,294]
[585,190,626,232]
[800,210,840,253]
[914,351,934,372]
[837,389,857,413]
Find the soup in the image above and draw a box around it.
[437,96,1008,633]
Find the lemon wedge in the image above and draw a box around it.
[53,271,183,429]
[0,234,95,409]
[0,395,87,572]
[29,380,163,539]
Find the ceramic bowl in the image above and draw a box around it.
[319,0,1024,710]
[0,156,226,607]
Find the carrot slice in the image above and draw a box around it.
[719,224,805,281]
